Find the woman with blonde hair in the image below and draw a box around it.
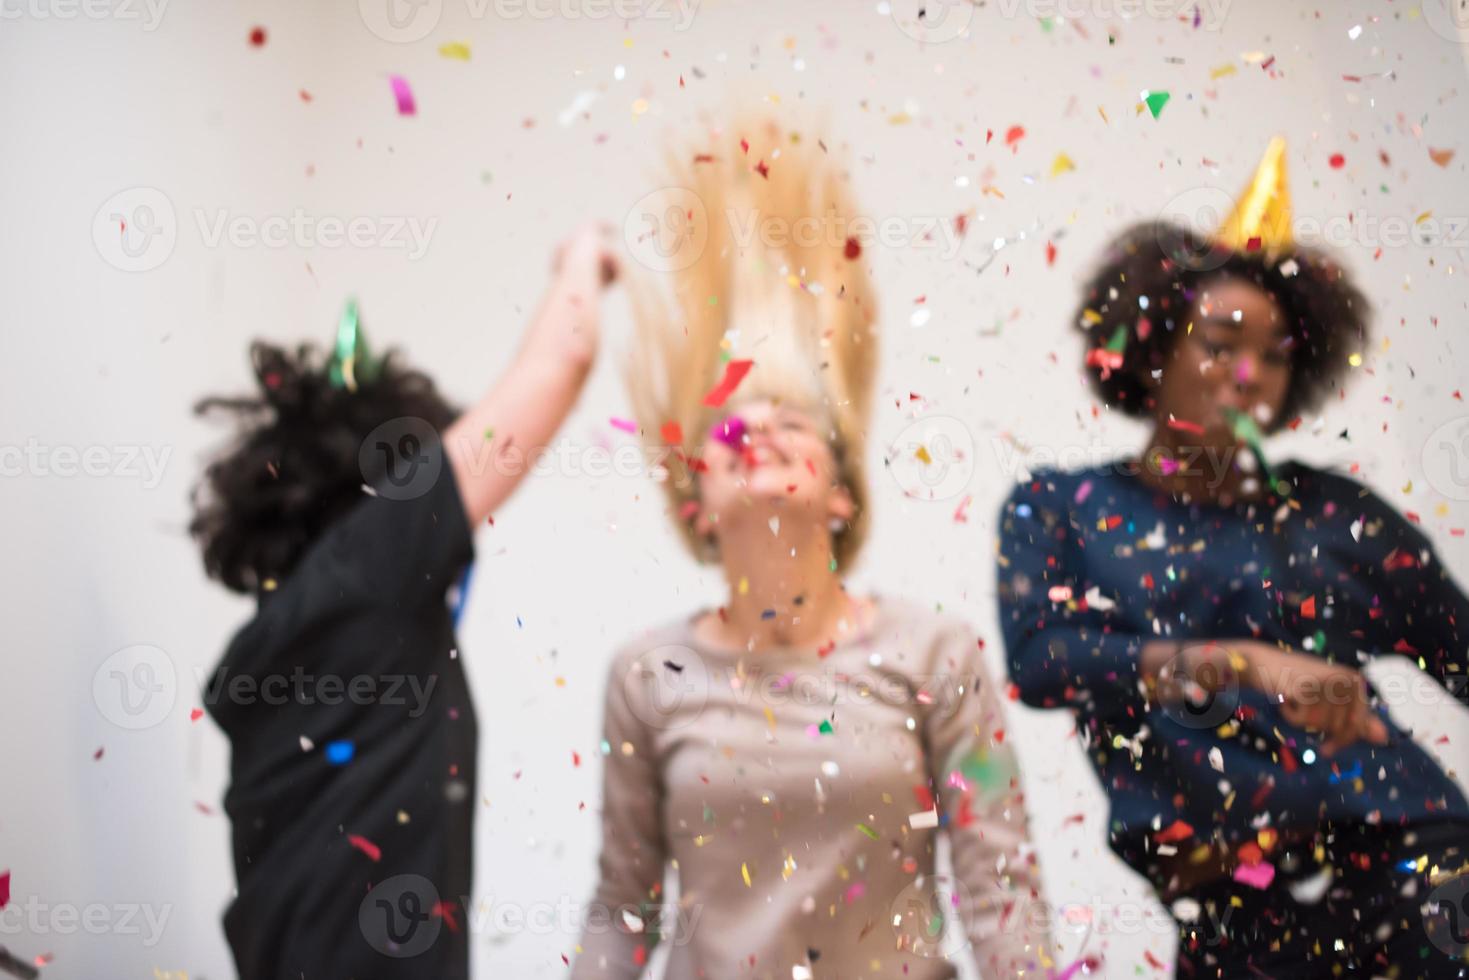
[572,116,1051,979]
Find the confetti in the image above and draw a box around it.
[1141,90,1170,118]
[325,740,355,765]
[438,41,472,60]
[388,74,417,116]
[701,359,754,408]
[347,834,382,862]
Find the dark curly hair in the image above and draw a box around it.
[190,341,458,594]
[1074,221,1370,428]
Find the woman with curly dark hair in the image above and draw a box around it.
[996,140,1469,977]
[192,224,618,979]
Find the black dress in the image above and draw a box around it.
[208,446,476,978]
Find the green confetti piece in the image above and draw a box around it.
[856,822,879,840]
[1105,325,1129,353]
[818,719,834,735]
[1144,90,1171,118]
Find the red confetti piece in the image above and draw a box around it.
[1004,125,1026,149]
[701,359,754,408]
[1166,417,1204,436]
[0,869,10,909]
[190,708,204,722]
[93,747,104,761]
[661,421,684,445]
[1155,819,1194,843]
[1045,241,1057,266]
[248,26,266,47]
[433,900,461,932]
[1300,596,1316,619]
[1328,153,1345,169]
[843,236,862,260]
[348,834,382,862]
[1145,950,1167,969]
[754,159,769,179]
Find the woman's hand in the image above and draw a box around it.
[1235,640,1389,755]
[527,222,620,370]
[1154,639,1390,755]
[444,222,621,527]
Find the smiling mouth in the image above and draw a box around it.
[743,443,790,468]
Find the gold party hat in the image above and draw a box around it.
[1215,136,1293,255]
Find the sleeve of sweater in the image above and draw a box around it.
[922,620,1053,977]
[571,646,669,980]
[996,475,1152,724]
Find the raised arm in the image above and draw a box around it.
[570,649,669,980]
[443,223,618,527]
[923,623,1052,976]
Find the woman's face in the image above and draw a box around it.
[693,399,853,547]
[1152,276,1293,440]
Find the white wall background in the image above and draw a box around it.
[2,0,1468,977]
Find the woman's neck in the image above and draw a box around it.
[1136,421,1254,506]
[711,521,853,653]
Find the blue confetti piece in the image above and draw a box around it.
[325,740,355,765]
[1397,858,1419,872]
[1016,503,1033,518]
[1327,760,1363,784]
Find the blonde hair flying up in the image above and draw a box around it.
[623,113,880,569]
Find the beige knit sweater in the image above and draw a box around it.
[571,596,1051,979]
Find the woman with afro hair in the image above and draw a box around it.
[997,140,1469,977]
[191,224,618,979]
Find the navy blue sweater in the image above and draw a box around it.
[996,460,1469,885]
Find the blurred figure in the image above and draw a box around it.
[998,140,1469,977]
[191,225,618,978]
[572,116,1050,980]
